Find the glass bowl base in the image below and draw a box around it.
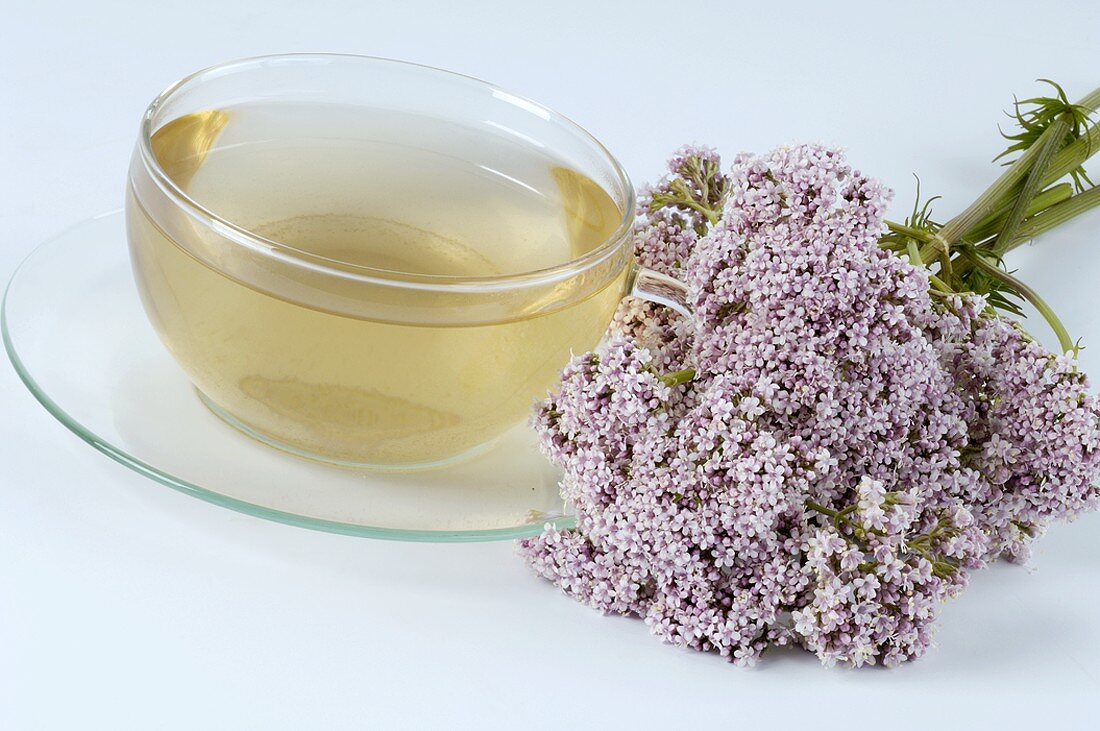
[195,389,502,473]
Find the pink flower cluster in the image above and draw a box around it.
[520,144,1100,667]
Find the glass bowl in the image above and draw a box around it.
[4,212,575,541]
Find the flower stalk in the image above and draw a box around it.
[1011,184,1100,245]
[659,368,697,387]
[882,81,1099,348]
[992,116,1071,255]
[959,248,1075,353]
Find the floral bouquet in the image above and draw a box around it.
[520,82,1100,667]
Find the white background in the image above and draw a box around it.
[3,1,1100,727]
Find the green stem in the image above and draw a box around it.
[935,138,1050,246]
[668,179,721,225]
[906,239,925,266]
[659,368,696,387]
[805,501,884,538]
[1007,184,1100,249]
[1039,86,1100,188]
[836,504,859,520]
[1078,86,1100,112]
[1041,122,1100,187]
[993,117,1071,255]
[917,232,952,265]
[938,245,955,281]
[885,220,935,243]
[964,183,1073,243]
[950,184,1074,280]
[936,86,1100,247]
[805,500,838,518]
[959,249,1075,353]
[883,221,946,267]
[928,274,954,293]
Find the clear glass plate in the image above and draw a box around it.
[3,211,572,541]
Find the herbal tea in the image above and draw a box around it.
[127,102,628,467]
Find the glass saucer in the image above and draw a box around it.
[3,211,571,541]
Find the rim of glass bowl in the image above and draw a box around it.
[136,53,636,292]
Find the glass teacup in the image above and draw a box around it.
[126,54,686,470]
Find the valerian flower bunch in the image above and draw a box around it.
[520,82,1100,667]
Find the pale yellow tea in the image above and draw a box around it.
[127,103,628,467]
